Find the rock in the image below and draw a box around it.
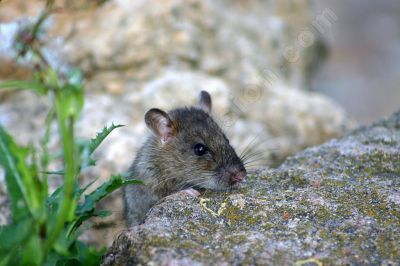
[137,70,230,115]
[102,111,400,265]
[237,82,354,153]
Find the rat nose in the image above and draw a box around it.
[229,169,247,184]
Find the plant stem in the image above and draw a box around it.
[43,92,77,255]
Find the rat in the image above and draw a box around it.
[123,90,247,227]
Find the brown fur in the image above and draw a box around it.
[123,93,246,226]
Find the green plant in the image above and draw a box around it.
[0,5,141,265]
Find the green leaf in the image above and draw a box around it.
[0,245,20,266]
[0,126,39,219]
[88,124,124,155]
[0,218,34,255]
[67,175,141,235]
[22,234,43,266]
[43,170,65,175]
[78,175,142,215]
[47,186,63,211]
[53,228,75,257]
[77,178,99,197]
[46,240,104,266]
[29,145,45,209]
[0,251,16,266]
[66,210,111,238]
[78,141,94,170]
[69,240,104,266]
[91,210,111,218]
[0,80,47,94]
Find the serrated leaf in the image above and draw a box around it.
[78,141,93,170]
[66,210,111,237]
[88,124,124,155]
[78,175,142,215]
[0,80,47,94]
[77,178,99,197]
[66,175,141,236]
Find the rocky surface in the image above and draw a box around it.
[0,0,356,246]
[102,111,400,265]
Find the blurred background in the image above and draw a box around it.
[314,0,400,123]
[0,0,399,246]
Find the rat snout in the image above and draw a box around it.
[227,167,247,185]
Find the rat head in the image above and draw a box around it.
[144,91,246,191]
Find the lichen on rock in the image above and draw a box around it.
[102,111,400,265]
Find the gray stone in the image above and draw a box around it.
[102,111,400,265]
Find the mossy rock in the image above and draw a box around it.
[102,111,400,265]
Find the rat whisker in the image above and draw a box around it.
[241,152,268,163]
[243,157,268,166]
[242,155,268,164]
[239,136,285,161]
[239,132,264,159]
[240,150,266,162]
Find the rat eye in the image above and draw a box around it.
[193,143,208,156]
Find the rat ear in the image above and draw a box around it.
[144,108,175,144]
[198,90,212,113]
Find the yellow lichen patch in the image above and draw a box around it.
[200,198,227,217]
